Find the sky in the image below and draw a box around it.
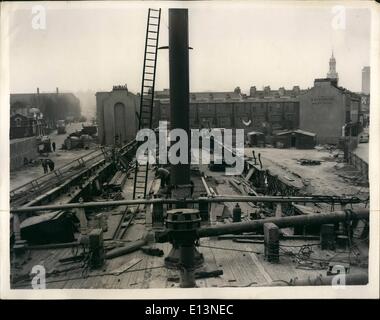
[7,1,372,96]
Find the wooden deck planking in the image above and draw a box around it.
[227,240,268,286]
[116,251,145,288]
[147,243,171,289]
[103,211,125,240]
[198,245,223,288]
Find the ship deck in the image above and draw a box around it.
[11,160,369,289]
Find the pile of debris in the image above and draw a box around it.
[297,159,322,166]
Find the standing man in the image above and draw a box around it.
[41,159,48,174]
[52,141,56,152]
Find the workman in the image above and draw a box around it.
[156,167,170,187]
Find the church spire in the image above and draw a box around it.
[327,51,338,84]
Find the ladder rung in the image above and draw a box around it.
[147,45,157,48]
[146,51,156,54]
[149,9,160,12]
[149,16,159,20]
[149,23,159,26]
[145,71,154,75]
[145,65,154,68]
[148,30,158,33]
[146,58,155,61]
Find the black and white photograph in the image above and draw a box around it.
[0,0,379,299]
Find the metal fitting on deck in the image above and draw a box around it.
[165,209,201,244]
[164,208,203,287]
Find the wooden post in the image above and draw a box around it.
[89,228,105,268]
[264,223,279,263]
[275,203,282,218]
[13,214,21,242]
[75,207,88,234]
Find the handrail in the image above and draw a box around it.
[10,194,367,213]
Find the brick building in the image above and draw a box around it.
[298,78,362,144]
[152,86,302,135]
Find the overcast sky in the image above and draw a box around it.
[7,1,371,95]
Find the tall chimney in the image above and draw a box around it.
[37,87,40,95]
[56,87,59,95]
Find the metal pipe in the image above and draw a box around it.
[168,9,197,288]
[169,8,190,186]
[217,234,321,240]
[105,238,147,259]
[265,273,368,287]
[196,209,369,238]
[10,195,366,213]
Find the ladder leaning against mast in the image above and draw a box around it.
[132,8,161,200]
